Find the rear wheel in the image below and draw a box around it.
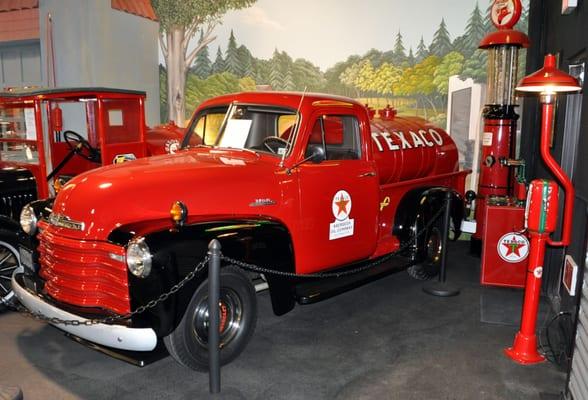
[0,230,21,312]
[164,266,257,371]
[407,219,443,280]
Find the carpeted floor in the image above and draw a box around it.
[0,242,566,399]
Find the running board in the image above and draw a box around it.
[294,255,409,305]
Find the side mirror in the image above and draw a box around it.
[307,144,325,164]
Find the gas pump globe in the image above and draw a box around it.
[472,0,530,254]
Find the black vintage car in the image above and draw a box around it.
[0,87,184,309]
[0,167,36,310]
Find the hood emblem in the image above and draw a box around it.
[249,198,277,207]
[48,213,85,231]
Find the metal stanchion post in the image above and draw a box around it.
[208,239,221,394]
[423,191,461,297]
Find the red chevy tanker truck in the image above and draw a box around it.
[14,92,469,371]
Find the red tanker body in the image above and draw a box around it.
[14,92,468,371]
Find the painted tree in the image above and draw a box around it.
[152,0,256,125]
[277,50,295,90]
[460,49,487,83]
[416,36,429,62]
[339,62,362,97]
[269,49,284,90]
[238,45,254,78]
[192,31,212,78]
[484,2,493,33]
[293,59,325,91]
[429,18,452,57]
[463,3,486,57]
[393,31,406,64]
[452,3,486,58]
[212,46,225,74]
[254,59,271,86]
[407,48,416,66]
[433,51,465,97]
[282,69,295,91]
[397,56,440,118]
[239,76,256,91]
[185,72,240,112]
[326,55,361,96]
[224,30,242,76]
[356,60,377,94]
[373,62,402,97]
[159,64,168,121]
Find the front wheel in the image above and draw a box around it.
[406,218,444,281]
[164,266,257,371]
[0,230,21,312]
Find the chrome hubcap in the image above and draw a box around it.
[192,288,243,348]
[426,227,443,264]
[0,242,19,301]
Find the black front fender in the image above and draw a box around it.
[110,218,296,337]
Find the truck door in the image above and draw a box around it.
[295,113,379,274]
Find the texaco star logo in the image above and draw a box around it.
[165,139,181,154]
[497,232,529,263]
[332,190,352,221]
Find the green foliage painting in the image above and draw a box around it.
[157,1,529,125]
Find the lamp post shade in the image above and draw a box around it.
[516,54,582,94]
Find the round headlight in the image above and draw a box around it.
[20,205,37,235]
[126,238,152,278]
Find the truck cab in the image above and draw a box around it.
[13,92,468,370]
[0,87,184,309]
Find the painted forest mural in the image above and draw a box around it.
[157,1,528,127]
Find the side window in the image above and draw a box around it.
[305,115,361,161]
[191,112,225,146]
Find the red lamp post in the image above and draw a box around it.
[504,54,581,364]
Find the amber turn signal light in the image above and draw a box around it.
[53,178,63,194]
[170,201,188,226]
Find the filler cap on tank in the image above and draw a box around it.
[378,105,397,121]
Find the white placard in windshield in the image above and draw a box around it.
[24,108,36,140]
[219,119,252,149]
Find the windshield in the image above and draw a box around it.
[183,104,298,156]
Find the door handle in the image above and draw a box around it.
[358,171,376,178]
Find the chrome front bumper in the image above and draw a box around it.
[12,273,157,352]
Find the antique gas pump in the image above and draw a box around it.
[474,0,532,287]
[505,54,581,364]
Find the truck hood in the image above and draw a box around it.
[50,148,284,240]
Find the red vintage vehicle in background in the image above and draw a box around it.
[0,87,185,309]
[14,92,468,371]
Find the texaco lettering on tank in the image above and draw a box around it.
[371,129,444,151]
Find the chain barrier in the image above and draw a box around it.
[14,201,449,326]
[224,203,446,279]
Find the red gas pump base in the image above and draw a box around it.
[504,333,545,365]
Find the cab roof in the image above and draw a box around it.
[197,91,364,111]
[0,87,146,101]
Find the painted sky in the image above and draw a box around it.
[207,0,494,71]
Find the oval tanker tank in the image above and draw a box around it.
[369,106,458,185]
